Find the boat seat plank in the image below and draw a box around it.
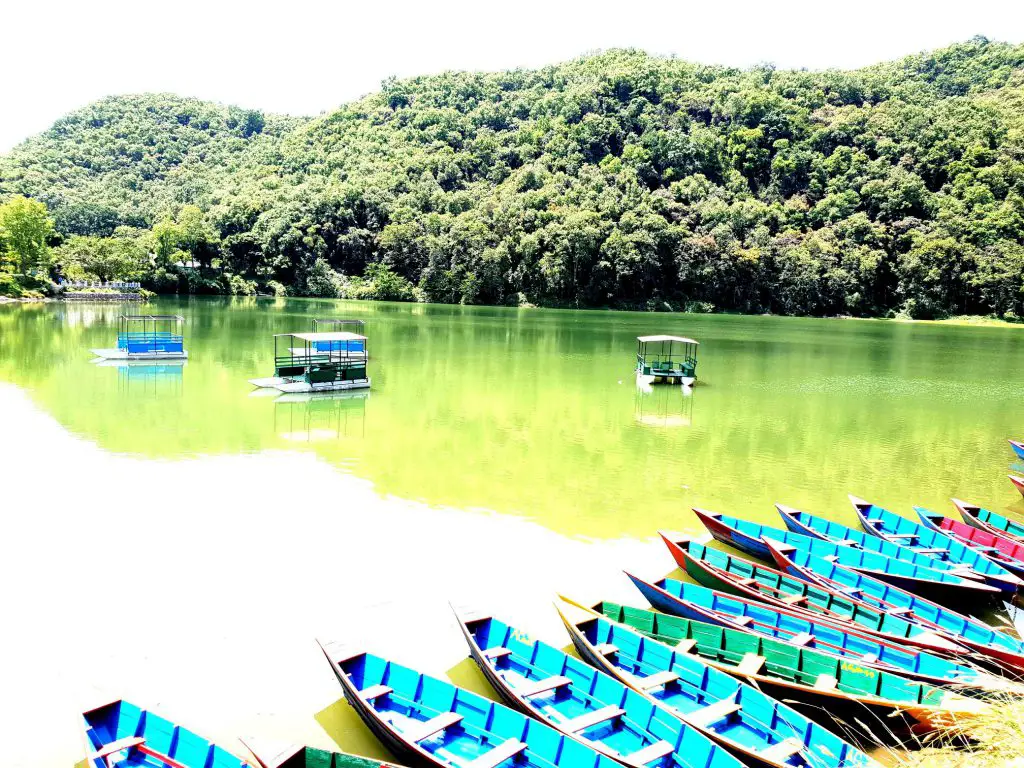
[861,653,879,663]
[623,740,675,767]
[406,711,464,743]
[638,670,679,690]
[736,653,766,675]
[732,616,754,627]
[465,739,528,768]
[790,633,814,647]
[823,555,839,563]
[888,533,916,540]
[483,647,512,660]
[360,684,393,700]
[736,578,757,587]
[594,643,619,656]
[781,594,808,605]
[675,638,697,653]
[562,705,625,733]
[687,698,742,728]
[840,588,862,597]
[137,745,190,768]
[759,738,805,762]
[917,548,949,555]
[92,737,145,760]
[519,675,572,698]
[866,519,884,525]
[814,674,839,691]
[887,607,911,616]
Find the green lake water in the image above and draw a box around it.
[2,297,1024,537]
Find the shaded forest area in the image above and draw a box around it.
[1,37,1023,318]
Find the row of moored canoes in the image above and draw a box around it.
[83,494,1024,768]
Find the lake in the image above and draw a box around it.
[2,297,1023,767]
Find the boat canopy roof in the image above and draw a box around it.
[637,334,699,345]
[122,314,184,321]
[276,331,368,342]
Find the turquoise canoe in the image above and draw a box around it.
[660,532,967,655]
[694,508,999,604]
[763,538,1024,673]
[82,699,249,768]
[454,610,746,768]
[956,499,1024,543]
[626,572,1001,691]
[551,601,881,768]
[319,641,631,768]
[848,497,1021,593]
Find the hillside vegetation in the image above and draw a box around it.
[1,37,1023,317]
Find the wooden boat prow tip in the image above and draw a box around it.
[760,536,796,554]
[1011,474,1024,496]
[316,638,365,668]
[848,494,871,511]
[774,502,802,516]
[657,529,692,548]
[552,596,599,626]
[239,738,303,768]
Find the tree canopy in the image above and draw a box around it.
[2,38,1024,318]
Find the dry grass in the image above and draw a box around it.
[894,694,1024,768]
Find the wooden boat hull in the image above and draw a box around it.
[455,610,746,768]
[763,540,1024,675]
[917,507,1024,581]
[318,641,625,768]
[958,498,1024,542]
[661,533,967,655]
[552,601,882,767]
[243,740,407,768]
[849,497,1021,594]
[1011,440,1024,461]
[82,699,249,768]
[558,597,988,733]
[1012,475,1024,500]
[694,508,1000,604]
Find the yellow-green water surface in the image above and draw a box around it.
[3,296,1024,536]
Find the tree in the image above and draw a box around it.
[55,235,149,282]
[0,196,54,273]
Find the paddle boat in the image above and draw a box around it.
[556,598,986,735]
[552,600,883,767]
[625,573,1003,691]
[762,538,1024,674]
[956,498,1024,541]
[918,502,1024,580]
[91,315,188,360]
[455,609,745,768]
[1010,440,1024,461]
[82,699,249,768]
[318,642,632,768]
[249,332,370,394]
[693,508,1000,603]
[1011,474,1024,499]
[636,335,699,387]
[785,501,1022,594]
[660,534,965,655]
[243,740,406,768]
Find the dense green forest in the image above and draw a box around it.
[2,37,1024,317]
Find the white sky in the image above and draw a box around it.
[3,0,1022,152]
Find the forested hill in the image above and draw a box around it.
[2,38,1024,318]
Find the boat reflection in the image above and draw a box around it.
[634,382,694,428]
[92,357,186,395]
[274,391,369,442]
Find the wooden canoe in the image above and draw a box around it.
[318,641,632,768]
[848,496,1021,594]
[1010,439,1024,461]
[453,609,747,768]
[694,508,1000,604]
[959,496,1024,540]
[82,699,251,768]
[242,740,408,768]
[1012,475,1024,499]
[763,538,1024,674]
[551,600,884,768]
[660,532,967,655]
[918,505,1024,581]
[625,572,1005,691]
[557,596,988,731]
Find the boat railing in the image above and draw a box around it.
[118,332,185,354]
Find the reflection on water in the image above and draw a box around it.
[2,297,1024,539]
[275,393,368,443]
[634,383,695,428]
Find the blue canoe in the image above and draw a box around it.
[956,499,1024,543]
[1011,439,1024,461]
[454,610,746,768]
[550,601,880,768]
[694,508,1000,603]
[848,497,1021,594]
[82,699,249,768]
[624,573,998,691]
[762,538,1024,674]
[662,532,966,655]
[319,642,630,768]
